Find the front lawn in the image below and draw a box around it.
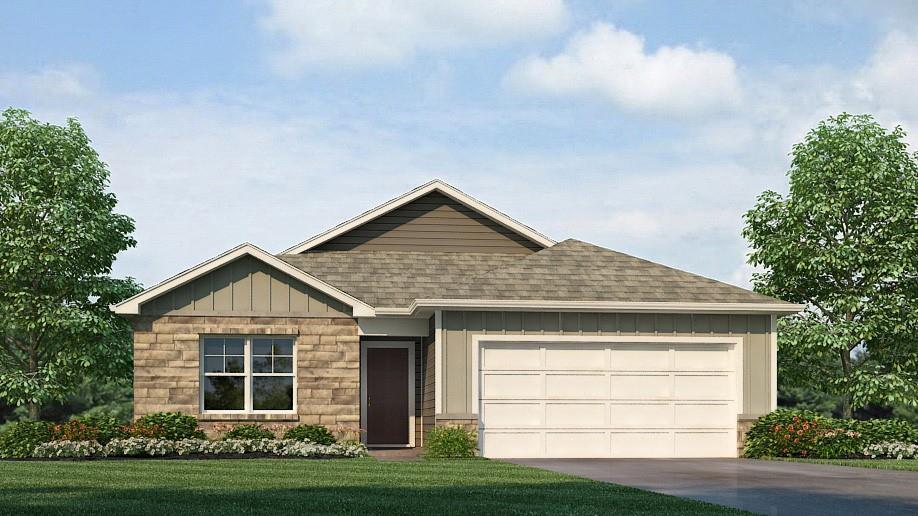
[0,458,743,515]
[776,458,918,472]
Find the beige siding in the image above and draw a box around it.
[140,256,352,316]
[441,311,774,416]
[313,191,543,253]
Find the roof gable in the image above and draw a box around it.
[112,243,374,316]
[282,179,554,254]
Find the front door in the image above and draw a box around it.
[366,347,409,445]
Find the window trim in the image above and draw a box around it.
[200,335,297,415]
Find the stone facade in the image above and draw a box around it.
[737,416,757,456]
[131,315,360,439]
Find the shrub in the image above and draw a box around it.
[79,415,129,444]
[864,441,918,460]
[32,438,369,459]
[135,412,204,440]
[121,421,165,438]
[33,440,103,459]
[424,426,477,458]
[744,409,918,459]
[283,424,336,445]
[845,418,918,445]
[50,420,100,442]
[223,424,275,440]
[0,421,53,458]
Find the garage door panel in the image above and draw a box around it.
[482,345,541,370]
[482,432,541,458]
[674,432,734,457]
[482,373,541,398]
[611,344,671,370]
[612,374,672,398]
[674,345,731,370]
[478,340,737,459]
[674,403,734,428]
[546,374,608,398]
[673,374,732,399]
[482,402,542,427]
[545,346,605,370]
[610,403,673,428]
[546,403,606,427]
[611,432,673,458]
[546,432,608,457]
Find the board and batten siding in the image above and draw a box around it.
[139,256,352,316]
[312,191,543,254]
[441,311,773,416]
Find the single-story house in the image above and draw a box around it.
[113,179,801,458]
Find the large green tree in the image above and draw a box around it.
[0,108,140,419]
[744,113,918,417]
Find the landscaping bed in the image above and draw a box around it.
[743,409,918,461]
[0,412,365,460]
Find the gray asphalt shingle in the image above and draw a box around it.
[279,239,783,308]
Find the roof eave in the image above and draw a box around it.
[372,299,804,317]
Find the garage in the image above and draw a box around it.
[475,336,741,458]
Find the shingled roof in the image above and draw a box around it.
[280,239,783,308]
[437,239,783,304]
[279,250,522,308]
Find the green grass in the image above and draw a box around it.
[0,458,744,515]
[775,458,918,471]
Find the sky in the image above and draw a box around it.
[2,0,918,290]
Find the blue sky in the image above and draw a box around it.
[2,1,917,289]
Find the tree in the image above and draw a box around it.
[744,113,918,417]
[0,108,140,419]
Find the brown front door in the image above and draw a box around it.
[366,346,409,445]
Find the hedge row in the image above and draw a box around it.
[0,413,344,459]
[744,409,918,459]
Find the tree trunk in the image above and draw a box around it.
[27,402,40,421]
[27,345,40,420]
[839,347,853,419]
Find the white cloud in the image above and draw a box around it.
[855,31,918,118]
[504,23,742,117]
[259,0,569,74]
[0,65,97,100]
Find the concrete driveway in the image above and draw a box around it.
[507,458,918,515]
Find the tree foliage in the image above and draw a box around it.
[744,113,918,416]
[0,108,140,417]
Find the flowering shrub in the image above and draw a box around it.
[50,420,101,442]
[744,409,918,459]
[135,412,205,440]
[104,438,175,457]
[30,438,368,459]
[121,421,165,438]
[864,442,918,460]
[33,440,103,459]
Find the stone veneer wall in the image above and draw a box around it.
[132,315,360,438]
[737,416,757,457]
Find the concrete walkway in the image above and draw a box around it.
[507,458,918,515]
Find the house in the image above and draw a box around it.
[113,179,801,458]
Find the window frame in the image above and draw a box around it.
[200,335,297,414]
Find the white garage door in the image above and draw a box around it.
[478,339,738,458]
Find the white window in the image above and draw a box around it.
[201,336,295,413]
